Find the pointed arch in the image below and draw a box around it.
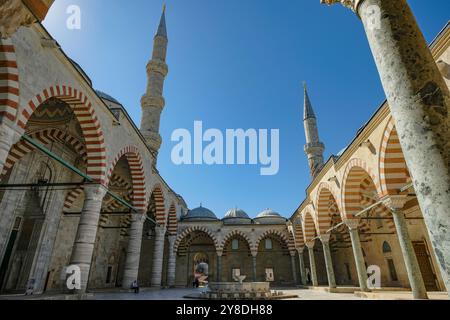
[293,222,305,249]
[173,226,219,254]
[379,117,411,196]
[17,85,107,183]
[167,203,178,236]
[1,128,87,178]
[315,182,342,234]
[302,207,318,244]
[150,184,166,225]
[0,39,19,122]
[255,229,294,255]
[106,146,147,212]
[341,158,383,219]
[220,230,254,254]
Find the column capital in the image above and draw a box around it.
[383,195,408,211]
[344,218,360,230]
[297,247,305,254]
[216,250,223,257]
[84,184,107,202]
[251,251,258,258]
[168,235,177,246]
[306,241,315,249]
[154,225,166,237]
[320,0,364,13]
[319,234,332,244]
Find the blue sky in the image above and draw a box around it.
[43,0,450,218]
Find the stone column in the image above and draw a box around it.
[0,124,21,176]
[122,213,145,289]
[252,255,257,282]
[322,0,450,293]
[150,225,166,287]
[216,253,222,282]
[290,254,298,285]
[306,241,318,286]
[297,248,307,285]
[345,219,369,292]
[385,196,428,299]
[69,185,106,293]
[167,235,177,287]
[320,234,336,288]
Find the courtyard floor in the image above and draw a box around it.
[0,287,447,300]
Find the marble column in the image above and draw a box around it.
[150,225,166,287]
[323,0,450,293]
[306,241,318,286]
[385,196,428,299]
[167,235,177,287]
[69,185,106,293]
[290,254,298,285]
[345,219,369,292]
[122,213,145,289]
[252,255,257,282]
[320,234,336,288]
[297,248,307,285]
[0,123,21,175]
[216,253,222,282]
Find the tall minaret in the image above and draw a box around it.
[303,83,325,179]
[140,5,169,156]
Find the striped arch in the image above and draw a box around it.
[293,222,305,249]
[220,230,254,253]
[255,229,294,254]
[341,158,383,219]
[173,226,219,254]
[150,185,166,225]
[17,85,106,183]
[0,39,19,122]
[379,118,411,196]
[302,207,318,244]
[167,203,178,236]
[315,182,342,235]
[106,146,147,212]
[1,128,87,178]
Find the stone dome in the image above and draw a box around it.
[182,206,218,221]
[224,208,250,219]
[96,90,121,105]
[256,209,281,218]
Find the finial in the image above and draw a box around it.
[162,3,166,13]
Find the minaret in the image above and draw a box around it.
[140,5,169,156]
[303,83,325,179]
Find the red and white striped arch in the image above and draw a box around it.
[220,229,254,253]
[341,158,383,219]
[166,203,178,236]
[293,223,305,249]
[315,182,342,235]
[1,128,87,178]
[302,207,318,244]
[379,118,411,196]
[17,85,106,184]
[174,226,219,254]
[255,229,295,254]
[150,184,166,225]
[0,39,19,123]
[106,146,147,212]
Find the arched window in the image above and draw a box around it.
[382,241,392,253]
[232,239,239,250]
[265,238,273,250]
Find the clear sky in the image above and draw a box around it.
[43,0,450,219]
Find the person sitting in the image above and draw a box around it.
[131,280,139,293]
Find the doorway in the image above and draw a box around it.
[413,241,439,291]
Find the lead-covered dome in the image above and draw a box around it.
[224,208,250,219]
[256,209,281,218]
[254,209,286,225]
[182,206,218,221]
[222,208,251,224]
